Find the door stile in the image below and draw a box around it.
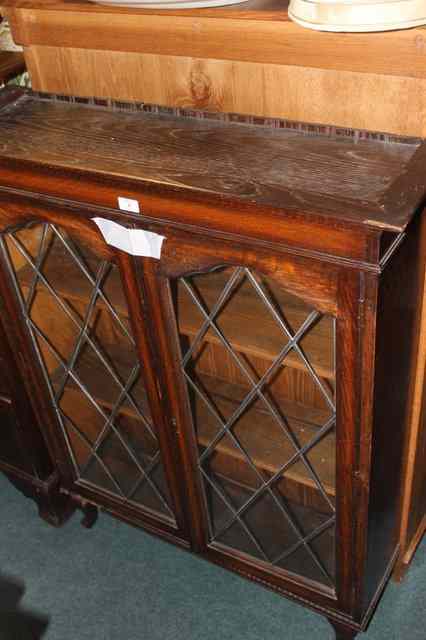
[0,233,72,483]
[140,258,210,553]
[115,251,191,540]
[334,267,371,616]
[351,271,379,622]
[0,314,53,481]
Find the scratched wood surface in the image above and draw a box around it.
[0,92,423,231]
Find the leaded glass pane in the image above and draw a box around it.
[174,266,336,588]
[1,223,175,524]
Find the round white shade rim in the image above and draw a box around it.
[289,0,426,31]
[88,0,248,7]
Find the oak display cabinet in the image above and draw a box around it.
[0,88,426,639]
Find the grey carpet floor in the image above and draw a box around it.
[0,472,425,640]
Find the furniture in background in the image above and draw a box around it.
[0,50,25,85]
[3,0,426,137]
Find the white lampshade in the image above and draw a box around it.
[88,0,248,7]
[288,0,426,31]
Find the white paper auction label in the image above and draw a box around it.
[117,197,140,214]
[92,218,165,259]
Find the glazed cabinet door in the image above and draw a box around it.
[0,215,189,544]
[143,233,363,615]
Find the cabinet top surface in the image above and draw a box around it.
[0,90,425,233]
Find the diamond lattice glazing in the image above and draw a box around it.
[1,223,175,522]
[176,266,336,586]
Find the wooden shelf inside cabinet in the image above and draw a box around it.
[52,344,336,508]
[193,377,335,500]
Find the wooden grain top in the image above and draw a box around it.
[0,90,424,232]
[4,0,426,79]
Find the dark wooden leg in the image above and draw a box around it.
[80,502,99,529]
[3,471,75,527]
[328,619,359,640]
[3,469,101,529]
[392,558,409,583]
[392,521,426,583]
[37,489,75,527]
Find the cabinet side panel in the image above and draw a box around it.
[363,213,424,612]
[398,211,426,568]
[406,390,426,547]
